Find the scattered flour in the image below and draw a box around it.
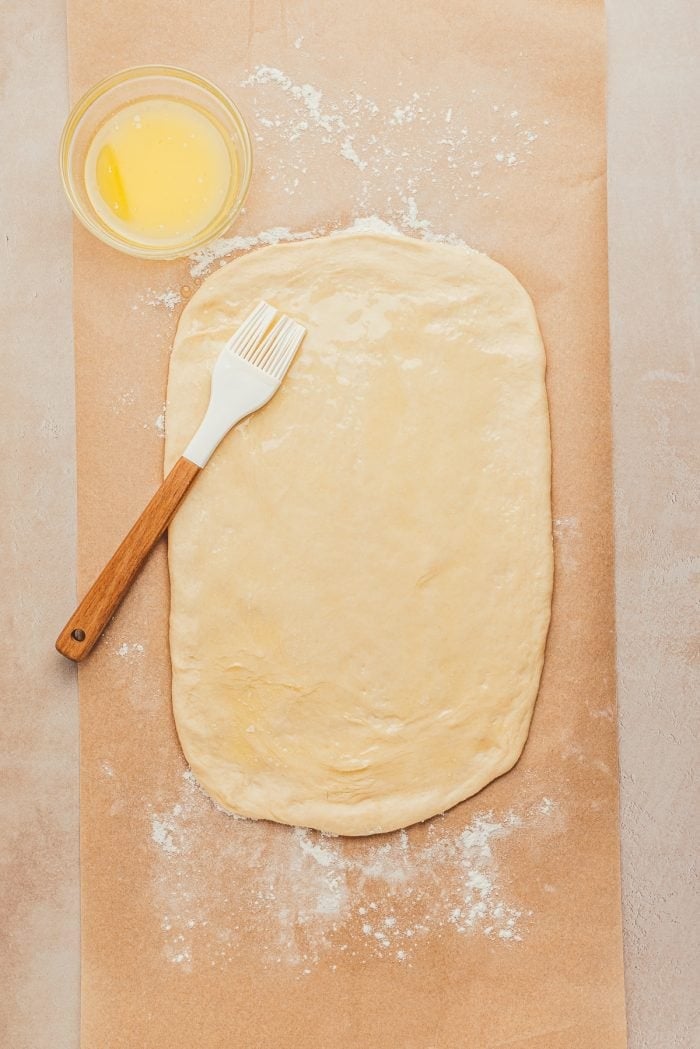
[189,226,319,278]
[139,69,548,299]
[154,410,166,437]
[113,389,136,414]
[238,63,546,213]
[187,213,473,281]
[242,67,346,135]
[391,104,417,126]
[116,641,145,658]
[340,136,368,171]
[151,814,179,854]
[343,215,403,238]
[143,288,182,311]
[147,769,561,974]
[553,516,582,572]
[401,195,433,232]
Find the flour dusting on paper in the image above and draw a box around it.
[238,65,546,203]
[144,769,559,974]
[140,65,549,312]
[136,288,182,311]
[116,641,145,658]
[178,66,548,282]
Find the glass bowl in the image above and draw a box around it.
[60,65,253,260]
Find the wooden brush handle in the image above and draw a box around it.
[56,456,200,662]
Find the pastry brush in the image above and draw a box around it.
[56,301,305,661]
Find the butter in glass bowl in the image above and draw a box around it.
[60,66,253,260]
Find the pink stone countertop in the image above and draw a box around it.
[1,3,697,1047]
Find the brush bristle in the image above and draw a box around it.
[236,313,306,380]
[226,301,277,360]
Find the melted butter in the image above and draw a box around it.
[85,97,234,248]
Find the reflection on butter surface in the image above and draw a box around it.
[165,232,553,837]
[84,97,233,248]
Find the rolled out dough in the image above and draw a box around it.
[165,231,552,836]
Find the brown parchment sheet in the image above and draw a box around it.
[67,2,626,1046]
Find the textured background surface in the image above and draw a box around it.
[608,3,699,1044]
[1,1,697,1046]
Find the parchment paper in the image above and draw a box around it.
[67,2,627,1046]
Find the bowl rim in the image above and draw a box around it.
[59,64,253,260]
